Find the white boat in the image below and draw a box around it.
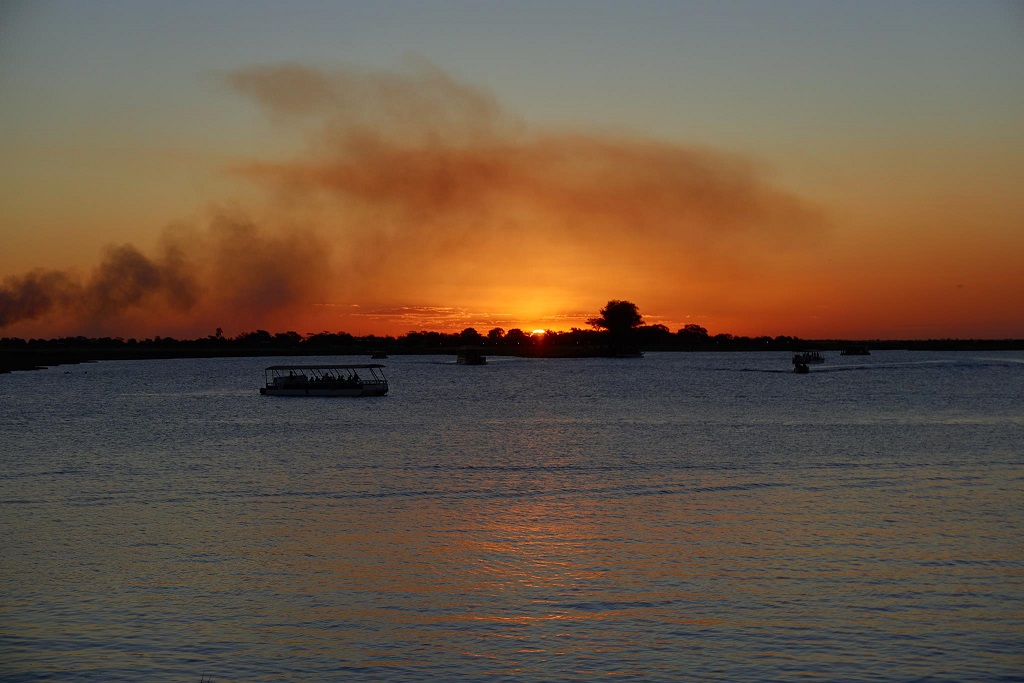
[260,364,388,397]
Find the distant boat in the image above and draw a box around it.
[841,346,871,356]
[457,349,487,365]
[792,351,823,374]
[260,364,388,397]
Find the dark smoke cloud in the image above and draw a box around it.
[0,244,196,329]
[84,243,197,317]
[0,214,329,335]
[0,269,79,328]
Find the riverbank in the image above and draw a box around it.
[4,338,1024,374]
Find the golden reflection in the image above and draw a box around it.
[218,460,1023,673]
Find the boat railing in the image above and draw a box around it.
[264,364,389,387]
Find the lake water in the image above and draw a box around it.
[1,351,1022,681]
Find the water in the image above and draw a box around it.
[2,351,1022,681]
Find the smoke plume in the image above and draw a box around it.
[0,214,328,337]
[1,59,822,337]
[227,60,822,313]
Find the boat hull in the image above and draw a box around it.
[261,384,387,397]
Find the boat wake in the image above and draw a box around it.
[737,356,1021,375]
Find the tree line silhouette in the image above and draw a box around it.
[2,299,1022,372]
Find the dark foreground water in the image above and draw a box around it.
[1,351,1022,681]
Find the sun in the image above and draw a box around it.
[531,329,546,336]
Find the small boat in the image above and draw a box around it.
[792,351,824,365]
[841,346,870,356]
[457,349,487,365]
[260,364,388,397]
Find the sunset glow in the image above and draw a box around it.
[2,3,1022,340]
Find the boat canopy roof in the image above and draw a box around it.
[265,364,386,370]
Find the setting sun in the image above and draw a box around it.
[531,330,546,336]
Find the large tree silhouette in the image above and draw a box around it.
[587,300,644,336]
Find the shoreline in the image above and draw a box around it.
[4,339,1024,374]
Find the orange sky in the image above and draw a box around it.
[2,5,1023,340]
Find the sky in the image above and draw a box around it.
[1,0,1022,340]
